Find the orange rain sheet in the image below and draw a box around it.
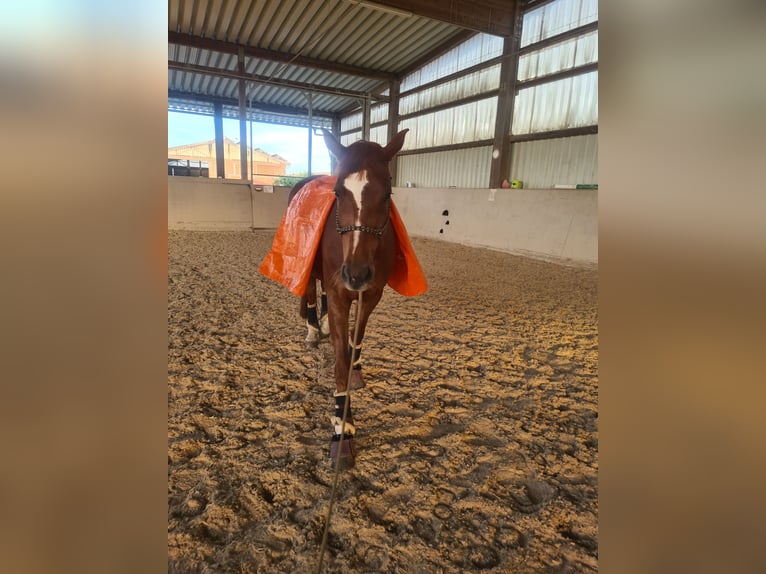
[259,176,427,297]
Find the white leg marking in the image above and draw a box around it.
[343,170,368,255]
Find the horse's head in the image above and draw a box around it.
[322,128,408,292]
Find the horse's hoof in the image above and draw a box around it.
[349,369,365,390]
[330,436,356,469]
[305,324,319,347]
[319,315,330,338]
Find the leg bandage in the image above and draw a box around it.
[348,341,363,370]
[306,303,319,328]
[330,391,355,436]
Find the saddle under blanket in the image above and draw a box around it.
[259,175,428,297]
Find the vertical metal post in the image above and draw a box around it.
[249,93,254,184]
[362,95,371,141]
[331,116,341,174]
[386,79,401,184]
[307,91,313,176]
[214,102,225,178]
[489,4,524,188]
[238,48,248,181]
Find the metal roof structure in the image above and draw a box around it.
[168,0,516,127]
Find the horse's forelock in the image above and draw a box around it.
[337,142,389,191]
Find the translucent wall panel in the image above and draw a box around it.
[397,146,493,188]
[369,125,388,146]
[433,107,455,146]
[475,98,498,140]
[568,72,598,127]
[521,0,598,48]
[401,34,503,92]
[574,31,598,67]
[398,118,417,151]
[512,71,597,134]
[341,112,362,131]
[518,31,597,81]
[399,64,501,115]
[398,96,498,150]
[341,131,361,146]
[340,128,388,146]
[510,134,597,188]
[370,103,389,124]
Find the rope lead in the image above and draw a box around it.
[315,290,363,573]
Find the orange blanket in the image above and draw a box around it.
[259,176,427,297]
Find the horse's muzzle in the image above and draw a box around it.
[341,263,373,291]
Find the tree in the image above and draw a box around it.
[274,175,306,187]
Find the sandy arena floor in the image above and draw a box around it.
[168,230,598,573]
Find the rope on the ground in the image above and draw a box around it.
[315,289,363,573]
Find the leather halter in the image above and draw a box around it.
[334,191,390,238]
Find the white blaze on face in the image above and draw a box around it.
[343,170,368,253]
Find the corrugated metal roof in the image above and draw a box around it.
[169,0,475,123]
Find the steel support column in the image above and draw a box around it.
[331,117,341,174]
[386,79,401,184]
[238,49,248,181]
[214,102,225,178]
[489,5,524,188]
[307,91,313,176]
[362,96,371,141]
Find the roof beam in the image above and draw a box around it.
[169,31,396,81]
[518,21,598,56]
[363,1,515,37]
[168,90,336,120]
[168,61,389,102]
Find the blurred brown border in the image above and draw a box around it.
[0,5,168,573]
[2,1,765,572]
[600,1,766,572]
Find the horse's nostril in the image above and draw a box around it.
[342,264,373,289]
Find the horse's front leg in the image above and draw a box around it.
[347,288,384,390]
[326,292,356,466]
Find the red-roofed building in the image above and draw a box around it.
[168,137,289,184]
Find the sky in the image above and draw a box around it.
[168,111,332,175]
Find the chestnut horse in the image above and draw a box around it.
[286,128,409,467]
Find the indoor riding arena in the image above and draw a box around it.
[168,1,599,572]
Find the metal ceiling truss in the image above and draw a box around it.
[168,61,390,103]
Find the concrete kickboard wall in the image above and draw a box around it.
[168,177,290,230]
[391,187,598,264]
[168,177,598,264]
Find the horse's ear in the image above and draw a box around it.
[383,129,408,161]
[321,129,346,161]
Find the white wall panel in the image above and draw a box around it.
[401,33,504,92]
[397,146,493,188]
[522,0,598,48]
[341,112,362,131]
[518,31,597,81]
[568,72,598,127]
[512,71,598,134]
[433,107,455,146]
[509,134,597,189]
[369,125,388,145]
[371,103,389,124]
